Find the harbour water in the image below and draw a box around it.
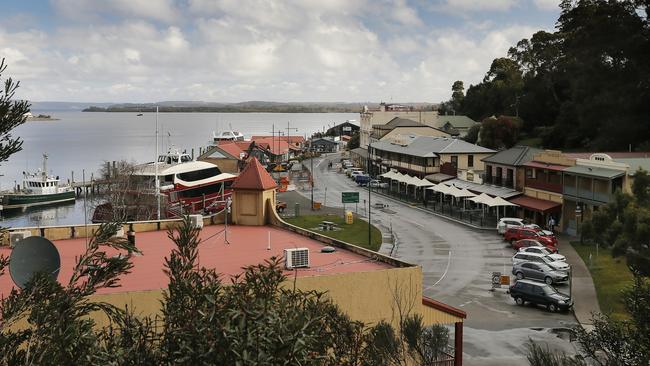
[0,111,357,227]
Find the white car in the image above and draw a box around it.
[525,224,553,236]
[512,252,570,272]
[519,247,566,262]
[350,170,364,179]
[369,180,388,188]
[497,217,525,234]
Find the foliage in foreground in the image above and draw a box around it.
[0,217,451,365]
[527,274,650,366]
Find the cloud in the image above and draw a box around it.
[0,1,551,102]
[533,0,559,11]
[443,0,517,11]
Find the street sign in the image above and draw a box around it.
[342,192,359,203]
[492,272,502,288]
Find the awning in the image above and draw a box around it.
[414,177,435,187]
[379,170,396,180]
[425,173,455,183]
[446,185,466,198]
[469,193,493,204]
[508,195,561,213]
[455,188,476,198]
[487,196,518,207]
[429,183,451,194]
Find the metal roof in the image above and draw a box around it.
[482,146,543,166]
[563,165,626,179]
[614,157,650,175]
[435,115,479,129]
[371,136,494,158]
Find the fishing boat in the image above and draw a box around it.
[0,154,75,211]
[92,148,237,222]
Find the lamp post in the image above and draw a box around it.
[368,142,371,247]
[310,147,314,210]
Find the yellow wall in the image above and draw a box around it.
[200,158,239,174]
[232,188,276,226]
[524,187,563,203]
[86,265,461,329]
[532,150,576,167]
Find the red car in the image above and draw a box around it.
[512,238,558,253]
[504,227,558,248]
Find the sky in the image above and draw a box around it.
[0,0,561,103]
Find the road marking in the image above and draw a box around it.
[424,250,452,290]
[412,221,425,228]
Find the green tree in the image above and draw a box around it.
[462,123,481,144]
[528,274,650,366]
[478,115,522,149]
[347,131,360,150]
[632,169,650,206]
[0,58,29,164]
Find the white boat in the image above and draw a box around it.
[213,130,245,142]
[0,154,75,211]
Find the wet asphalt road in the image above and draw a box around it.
[296,153,580,366]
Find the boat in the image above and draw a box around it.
[137,113,144,116]
[213,130,245,143]
[0,154,75,211]
[92,148,237,222]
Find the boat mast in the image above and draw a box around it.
[42,153,48,181]
[155,106,161,219]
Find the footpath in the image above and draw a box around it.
[557,236,601,331]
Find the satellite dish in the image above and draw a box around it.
[9,236,61,289]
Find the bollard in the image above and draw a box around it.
[294,202,300,217]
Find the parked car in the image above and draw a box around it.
[369,180,388,189]
[519,246,566,261]
[275,201,287,212]
[504,227,558,247]
[509,279,573,312]
[512,239,558,253]
[350,170,365,180]
[355,174,371,186]
[512,261,569,285]
[512,252,570,272]
[497,217,525,234]
[524,224,553,236]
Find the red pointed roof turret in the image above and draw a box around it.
[231,157,277,190]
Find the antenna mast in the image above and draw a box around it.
[155,106,161,219]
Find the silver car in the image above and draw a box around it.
[512,262,569,285]
[512,252,570,272]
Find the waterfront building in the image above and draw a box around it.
[369,135,495,183]
[360,103,439,149]
[370,117,451,145]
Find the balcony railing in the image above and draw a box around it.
[526,179,562,193]
[563,186,612,204]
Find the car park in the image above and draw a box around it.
[504,227,558,247]
[512,239,558,253]
[525,224,553,236]
[512,262,569,285]
[512,252,570,272]
[509,279,573,312]
[519,246,566,261]
[497,217,525,234]
[369,180,388,189]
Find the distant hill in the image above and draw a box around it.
[82,101,438,113]
[29,101,114,112]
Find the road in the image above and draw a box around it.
[296,153,579,366]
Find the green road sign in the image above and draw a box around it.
[342,191,360,204]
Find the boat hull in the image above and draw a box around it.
[1,191,76,210]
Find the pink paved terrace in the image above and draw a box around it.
[0,224,391,296]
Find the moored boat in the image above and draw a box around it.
[0,154,75,211]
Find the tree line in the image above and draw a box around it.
[441,0,650,151]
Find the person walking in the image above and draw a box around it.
[548,216,556,233]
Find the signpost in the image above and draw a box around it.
[342,192,359,213]
[492,272,502,289]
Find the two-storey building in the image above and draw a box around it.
[369,135,495,183]
[360,103,439,149]
[482,146,542,190]
[370,117,451,144]
[509,150,575,230]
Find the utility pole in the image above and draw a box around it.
[310,147,314,210]
[286,121,298,161]
[368,141,371,247]
[155,106,160,220]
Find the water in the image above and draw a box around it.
[0,111,357,228]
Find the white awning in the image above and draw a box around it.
[404,175,424,186]
[414,177,435,187]
[468,193,493,204]
[379,170,396,179]
[484,196,519,207]
[429,183,452,194]
[455,188,476,198]
[446,185,467,198]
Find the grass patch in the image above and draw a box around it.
[571,242,634,321]
[286,214,382,251]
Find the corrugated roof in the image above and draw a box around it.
[482,146,543,166]
[509,195,561,213]
[614,157,650,175]
[435,115,479,129]
[524,161,570,171]
[564,165,625,179]
[372,136,494,158]
[373,117,425,130]
[350,147,368,159]
[232,157,277,190]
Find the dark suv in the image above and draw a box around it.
[509,279,573,312]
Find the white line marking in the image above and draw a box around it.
[424,250,452,290]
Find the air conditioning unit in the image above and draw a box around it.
[9,231,32,248]
[189,214,204,229]
[284,248,310,269]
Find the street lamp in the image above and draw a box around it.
[368,142,371,246]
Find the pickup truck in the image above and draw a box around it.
[276,201,287,212]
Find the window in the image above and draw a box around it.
[468,155,474,167]
[450,156,458,167]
